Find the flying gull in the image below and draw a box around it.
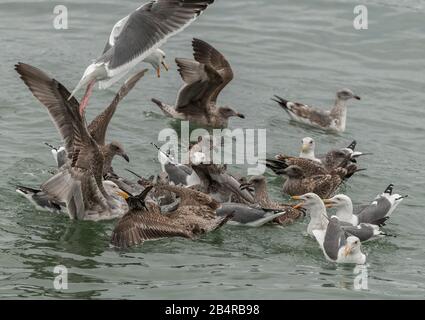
[312,216,366,264]
[111,184,233,249]
[151,38,245,128]
[69,0,215,115]
[272,88,361,133]
[324,184,407,226]
[240,175,304,225]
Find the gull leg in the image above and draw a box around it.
[79,80,96,116]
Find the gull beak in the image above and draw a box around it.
[323,199,335,208]
[121,153,130,163]
[301,144,309,153]
[161,61,169,72]
[156,67,161,78]
[237,113,245,119]
[116,190,129,200]
[291,196,304,209]
[354,95,361,100]
[344,244,353,257]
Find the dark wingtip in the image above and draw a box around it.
[384,184,394,194]
[151,98,162,106]
[347,140,357,151]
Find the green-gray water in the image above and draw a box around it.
[0,0,424,299]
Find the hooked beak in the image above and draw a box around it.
[344,244,353,257]
[291,195,304,209]
[116,190,130,200]
[237,113,245,119]
[161,61,169,72]
[323,198,336,208]
[354,95,361,100]
[121,153,130,163]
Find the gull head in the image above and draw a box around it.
[323,194,352,210]
[110,141,129,162]
[291,193,323,211]
[300,137,315,158]
[343,236,362,257]
[144,48,169,78]
[218,107,245,119]
[337,88,361,101]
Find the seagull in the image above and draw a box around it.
[239,175,304,225]
[292,193,387,242]
[312,216,366,264]
[111,184,233,249]
[299,137,320,162]
[272,88,361,133]
[267,165,347,198]
[324,184,407,226]
[69,0,215,115]
[291,193,329,236]
[15,63,145,176]
[151,38,245,128]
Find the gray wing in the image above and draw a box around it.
[355,197,391,226]
[15,63,79,159]
[323,218,346,261]
[102,0,214,70]
[216,203,277,224]
[341,224,376,242]
[88,69,147,145]
[165,163,194,186]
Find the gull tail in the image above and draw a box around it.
[347,140,357,151]
[384,184,394,195]
[41,171,84,219]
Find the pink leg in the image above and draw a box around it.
[79,80,96,116]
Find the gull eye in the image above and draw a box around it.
[355,241,358,244]
[310,141,313,144]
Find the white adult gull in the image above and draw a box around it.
[69,0,214,114]
[312,216,366,264]
[324,184,407,226]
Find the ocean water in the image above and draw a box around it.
[0,0,424,299]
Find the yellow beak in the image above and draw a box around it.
[156,67,161,78]
[301,144,309,153]
[291,196,302,200]
[161,61,169,72]
[116,190,129,200]
[344,245,352,257]
[291,196,304,209]
[323,199,335,208]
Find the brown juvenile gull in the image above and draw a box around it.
[151,38,245,128]
[16,63,132,220]
[240,175,304,225]
[15,63,146,175]
[271,165,347,198]
[111,184,232,249]
[69,0,215,115]
[272,88,361,133]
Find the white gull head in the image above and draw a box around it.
[292,193,328,236]
[299,137,318,161]
[143,48,169,78]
